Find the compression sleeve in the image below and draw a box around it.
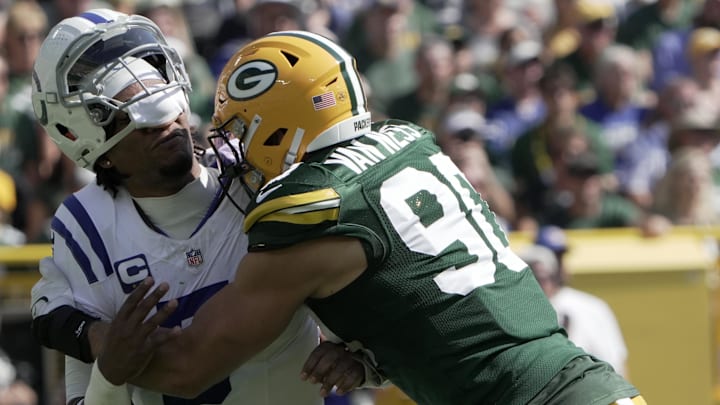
[32,305,99,363]
[65,356,91,402]
[84,360,131,404]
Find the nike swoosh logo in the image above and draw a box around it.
[256,184,283,204]
[31,296,49,317]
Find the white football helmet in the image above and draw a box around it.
[31,9,191,169]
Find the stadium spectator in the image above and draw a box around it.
[622,91,720,219]
[554,0,618,102]
[686,27,720,104]
[511,62,613,231]
[341,0,438,115]
[619,77,700,209]
[483,39,547,168]
[651,0,720,92]
[617,0,696,51]
[445,72,488,117]
[437,107,516,230]
[212,0,309,77]
[541,148,644,229]
[459,0,519,73]
[0,50,23,181]
[616,0,697,87]
[0,50,41,244]
[207,0,257,63]
[580,45,651,171]
[4,1,82,243]
[543,0,583,61]
[40,0,96,28]
[519,243,630,378]
[651,146,720,226]
[385,34,456,132]
[666,96,720,157]
[4,0,46,126]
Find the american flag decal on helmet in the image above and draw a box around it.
[312,92,336,110]
[186,249,203,266]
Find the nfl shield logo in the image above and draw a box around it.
[186,249,203,266]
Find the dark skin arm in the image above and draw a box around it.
[102,236,368,398]
[90,317,366,398]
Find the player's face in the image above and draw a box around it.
[104,80,195,188]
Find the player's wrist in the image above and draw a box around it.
[350,350,389,389]
[87,321,109,359]
[85,359,131,403]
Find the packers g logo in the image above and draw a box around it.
[227,60,278,101]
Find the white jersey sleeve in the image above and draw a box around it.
[46,184,125,321]
[30,257,76,319]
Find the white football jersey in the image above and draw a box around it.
[38,174,321,405]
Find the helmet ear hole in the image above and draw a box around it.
[264,128,288,146]
[87,102,113,126]
[56,124,77,141]
[280,51,299,66]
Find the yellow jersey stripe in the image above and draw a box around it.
[258,207,340,226]
[244,188,340,231]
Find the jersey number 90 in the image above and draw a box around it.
[380,152,526,295]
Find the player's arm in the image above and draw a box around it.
[30,257,109,362]
[130,235,368,398]
[30,256,142,404]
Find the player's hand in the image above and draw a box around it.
[97,277,180,385]
[300,341,365,397]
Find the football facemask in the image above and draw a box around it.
[31,8,191,169]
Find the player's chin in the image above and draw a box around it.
[158,149,195,176]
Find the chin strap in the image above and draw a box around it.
[284,127,306,170]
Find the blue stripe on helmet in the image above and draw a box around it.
[79,11,111,24]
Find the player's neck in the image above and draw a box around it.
[126,159,202,198]
[132,165,222,238]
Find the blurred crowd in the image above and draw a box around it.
[1,0,720,246]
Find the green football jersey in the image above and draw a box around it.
[243,120,588,405]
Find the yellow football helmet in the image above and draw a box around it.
[211,30,371,207]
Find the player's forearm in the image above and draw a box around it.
[131,285,284,397]
[130,304,253,396]
[128,336,205,397]
[129,325,247,397]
